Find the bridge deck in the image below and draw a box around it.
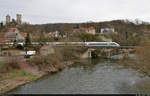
[87,46,137,49]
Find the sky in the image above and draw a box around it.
[0,0,150,24]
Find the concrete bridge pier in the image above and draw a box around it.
[107,51,111,58]
[106,49,112,59]
[123,49,130,59]
[88,50,92,58]
[81,48,95,59]
[81,47,135,59]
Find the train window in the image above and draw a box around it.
[110,43,116,45]
[98,43,108,45]
[89,43,108,45]
[56,44,65,45]
[71,43,78,45]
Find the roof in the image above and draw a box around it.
[41,45,49,49]
[4,28,19,38]
[8,28,19,32]
[73,26,95,31]
[101,25,114,29]
[89,26,94,30]
[6,14,10,16]
[4,32,17,38]
[27,48,35,51]
[0,38,5,43]
[40,45,52,50]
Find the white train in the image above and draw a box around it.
[49,42,120,47]
[0,42,120,47]
[86,42,120,47]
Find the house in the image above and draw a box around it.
[17,32,27,41]
[40,45,55,56]
[100,25,115,34]
[4,28,27,42]
[4,28,18,42]
[73,26,96,35]
[48,30,60,38]
[0,38,5,44]
[85,27,96,35]
[0,38,9,49]
[0,49,25,56]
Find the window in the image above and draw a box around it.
[89,43,108,45]
[110,43,116,45]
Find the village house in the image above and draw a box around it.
[100,25,116,34]
[0,38,5,44]
[0,49,25,56]
[73,26,96,35]
[0,38,8,49]
[4,28,27,42]
[48,30,60,38]
[40,45,55,56]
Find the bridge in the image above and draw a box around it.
[30,42,137,49]
[0,42,138,59]
[80,47,136,59]
[86,46,137,49]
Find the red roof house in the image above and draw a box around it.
[73,26,96,35]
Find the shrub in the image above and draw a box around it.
[28,54,61,71]
[0,57,20,73]
[16,44,24,50]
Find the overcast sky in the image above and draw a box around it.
[0,0,150,24]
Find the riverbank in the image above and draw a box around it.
[0,61,74,94]
[7,58,150,94]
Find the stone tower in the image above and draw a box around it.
[6,14,11,24]
[16,14,22,25]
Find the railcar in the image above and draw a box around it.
[85,42,120,47]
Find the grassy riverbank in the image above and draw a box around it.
[0,60,74,94]
[0,69,38,94]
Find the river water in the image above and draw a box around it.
[9,59,150,94]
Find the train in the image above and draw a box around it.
[44,42,120,47]
[86,42,120,47]
[0,42,120,47]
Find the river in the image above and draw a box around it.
[9,59,150,94]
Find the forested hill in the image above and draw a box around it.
[18,19,150,34]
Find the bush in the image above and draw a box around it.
[16,44,24,50]
[28,54,62,71]
[0,57,20,73]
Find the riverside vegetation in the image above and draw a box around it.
[119,36,150,76]
[118,36,150,93]
[0,45,87,94]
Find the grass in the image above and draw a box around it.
[2,69,38,81]
[27,75,37,81]
[10,69,28,77]
[0,62,6,73]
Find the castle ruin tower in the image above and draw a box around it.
[16,14,22,25]
[6,14,11,24]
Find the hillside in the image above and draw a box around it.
[1,19,150,46]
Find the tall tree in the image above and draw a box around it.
[25,32,31,47]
